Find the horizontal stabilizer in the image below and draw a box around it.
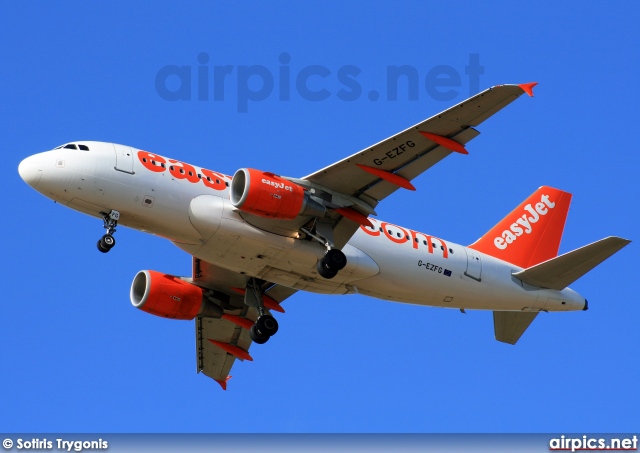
[494,311,538,345]
[513,237,631,290]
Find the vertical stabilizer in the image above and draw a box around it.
[469,186,572,268]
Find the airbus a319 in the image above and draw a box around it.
[18,83,630,389]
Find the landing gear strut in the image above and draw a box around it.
[244,278,279,344]
[97,210,120,253]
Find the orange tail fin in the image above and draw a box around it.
[468,186,572,268]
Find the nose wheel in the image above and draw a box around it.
[97,234,116,253]
[97,210,120,253]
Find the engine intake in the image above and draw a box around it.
[130,270,222,320]
[230,168,325,219]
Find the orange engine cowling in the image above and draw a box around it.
[230,168,325,219]
[130,270,221,320]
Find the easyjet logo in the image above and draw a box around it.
[136,150,230,191]
[261,178,293,192]
[494,194,555,250]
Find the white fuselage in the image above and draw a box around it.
[18,142,586,313]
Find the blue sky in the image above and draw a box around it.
[1,1,638,433]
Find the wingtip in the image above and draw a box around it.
[518,82,538,97]
[215,375,232,390]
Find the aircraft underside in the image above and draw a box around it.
[17,82,629,387]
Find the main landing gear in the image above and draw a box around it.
[300,222,348,280]
[316,248,347,279]
[97,210,120,253]
[244,278,279,345]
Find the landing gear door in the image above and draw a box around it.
[113,144,134,174]
[464,247,482,281]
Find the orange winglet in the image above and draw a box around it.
[222,313,254,330]
[208,339,253,361]
[419,132,468,154]
[215,375,232,391]
[355,164,416,191]
[231,288,286,313]
[336,207,374,228]
[518,82,538,97]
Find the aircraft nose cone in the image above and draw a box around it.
[18,156,44,188]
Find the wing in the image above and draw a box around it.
[298,83,536,247]
[304,83,535,203]
[191,257,297,389]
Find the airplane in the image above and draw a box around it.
[18,83,630,390]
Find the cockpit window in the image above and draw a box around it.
[56,143,90,151]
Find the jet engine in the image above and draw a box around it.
[230,168,325,219]
[130,270,221,320]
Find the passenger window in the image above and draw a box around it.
[64,144,78,150]
[78,144,89,151]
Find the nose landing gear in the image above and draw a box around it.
[97,234,116,253]
[97,210,120,253]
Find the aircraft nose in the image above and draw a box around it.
[18,155,44,188]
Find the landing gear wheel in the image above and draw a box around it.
[250,324,270,344]
[97,239,109,253]
[97,210,119,254]
[100,234,116,249]
[316,260,338,279]
[256,314,279,337]
[324,249,347,271]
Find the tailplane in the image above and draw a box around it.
[469,186,572,268]
[477,187,631,346]
[493,311,538,345]
[513,236,631,290]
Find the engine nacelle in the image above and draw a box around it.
[230,168,325,219]
[130,270,222,320]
